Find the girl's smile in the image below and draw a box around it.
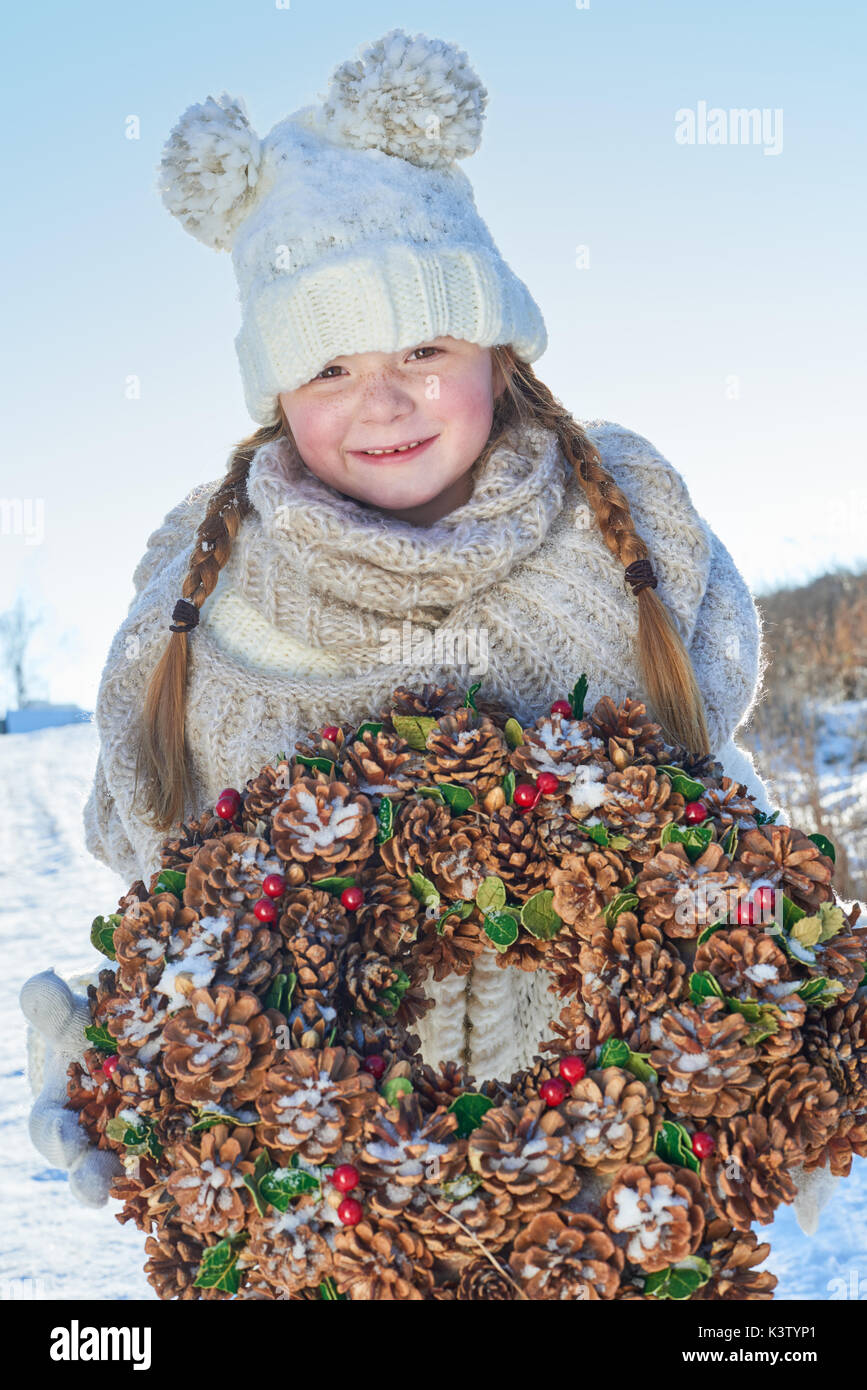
[347,435,439,462]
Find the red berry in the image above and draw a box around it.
[330,1164,360,1193]
[322,726,340,742]
[337,1197,363,1226]
[362,1055,386,1080]
[753,885,777,920]
[539,1077,567,1107]
[692,1131,716,1159]
[101,1054,119,1080]
[341,886,364,911]
[514,782,541,810]
[558,1055,586,1085]
[536,772,560,795]
[735,896,755,926]
[262,873,286,899]
[683,800,708,825]
[215,788,241,820]
[253,898,277,923]
[550,700,573,717]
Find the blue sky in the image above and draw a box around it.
[2,0,865,709]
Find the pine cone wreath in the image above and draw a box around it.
[61,675,864,1299]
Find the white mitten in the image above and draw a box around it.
[19,967,123,1207]
[789,1162,840,1236]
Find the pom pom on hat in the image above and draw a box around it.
[321,27,487,169]
[158,91,262,251]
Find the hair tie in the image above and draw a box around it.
[169,598,200,633]
[624,558,658,596]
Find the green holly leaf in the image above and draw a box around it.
[448,1093,494,1139]
[520,890,563,941]
[376,796,395,844]
[754,808,780,826]
[264,971,297,1016]
[438,783,476,813]
[295,753,335,775]
[643,1256,711,1300]
[796,975,847,1009]
[782,893,807,933]
[409,872,441,913]
[89,913,120,961]
[353,721,383,742]
[689,970,725,1005]
[153,869,186,897]
[604,891,639,928]
[504,718,525,749]
[721,823,739,859]
[660,820,714,862]
[596,1038,630,1069]
[392,715,437,750]
[625,1050,658,1085]
[438,1171,484,1201]
[653,1120,701,1173]
[725,996,780,1045]
[609,834,632,851]
[501,769,516,806]
[655,766,706,802]
[696,918,727,946]
[104,1113,162,1160]
[374,968,412,1018]
[317,1276,348,1301]
[476,876,507,913]
[242,1149,273,1218]
[415,785,446,804]
[187,1107,259,1133]
[569,675,589,719]
[194,1235,248,1293]
[586,823,610,846]
[259,1166,321,1211]
[464,682,482,711]
[434,900,475,935]
[83,1022,116,1053]
[381,1076,414,1108]
[482,910,520,953]
[310,874,357,894]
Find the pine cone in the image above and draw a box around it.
[357,870,423,956]
[700,777,760,831]
[338,1014,422,1075]
[183,833,285,915]
[598,765,686,863]
[356,1093,465,1217]
[549,845,628,941]
[479,805,551,903]
[561,1066,660,1172]
[693,1217,777,1300]
[158,813,230,876]
[801,1115,867,1178]
[510,1210,625,1299]
[700,1113,796,1230]
[636,840,748,940]
[756,1057,841,1164]
[509,711,608,783]
[101,978,168,1062]
[242,757,295,824]
[414,903,486,980]
[162,985,277,1106]
[539,998,601,1060]
[279,887,353,949]
[110,1161,173,1235]
[333,1217,435,1299]
[339,729,424,799]
[734,824,835,914]
[412,1060,476,1112]
[694,926,806,1059]
[342,942,432,1029]
[143,1226,222,1300]
[281,923,344,1016]
[271,778,377,880]
[377,797,452,878]
[380,682,464,724]
[587,695,668,768]
[405,1182,514,1258]
[256,1046,376,1164]
[113,893,199,991]
[602,1159,705,1273]
[649,998,764,1119]
[166,1124,259,1235]
[658,743,725,784]
[428,820,491,902]
[467,1099,580,1221]
[424,707,509,796]
[612,915,688,1019]
[174,910,284,997]
[246,1197,335,1294]
[66,1049,125,1149]
[802,995,867,1104]
[456,1258,518,1300]
[536,806,596,858]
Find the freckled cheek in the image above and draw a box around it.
[290,406,351,470]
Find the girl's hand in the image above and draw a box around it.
[19,968,122,1207]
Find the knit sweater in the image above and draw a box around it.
[82,416,777,1083]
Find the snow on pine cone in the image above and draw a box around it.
[62,676,867,1299]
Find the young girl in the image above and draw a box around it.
[29,27,834,1233]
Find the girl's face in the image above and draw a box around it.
[278,336,507,524]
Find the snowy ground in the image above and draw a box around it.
[1,722,865,1302]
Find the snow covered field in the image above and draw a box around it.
[1,722,865,1302]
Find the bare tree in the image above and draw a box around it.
[0,593,43,709]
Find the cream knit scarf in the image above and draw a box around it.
[224,418,570,667]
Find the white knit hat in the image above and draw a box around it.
[156,27,548,425]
